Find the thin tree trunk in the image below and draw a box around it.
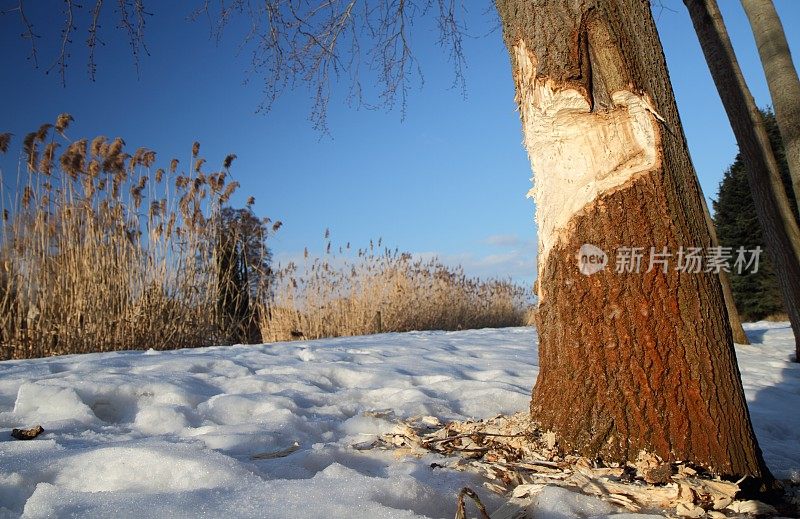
[741,0,800,216]
[721,270,750,344]
[685,0,800,361]
[700,194,750,344]
[495,0,771,482]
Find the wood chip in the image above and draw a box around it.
[250,441,300,460]
[642,463,673,484]
[726,499,778,515]
[11,425,44,440]
[676,502,705,518]
[455,487,490,519]
[356,411,787,518]
[511,484,545,498]
[543,431,556,450]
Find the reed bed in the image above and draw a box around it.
[259,237,534,342]
[1,116,533,359]
[0,116,271,360]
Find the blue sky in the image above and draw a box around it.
[1,0,798,286]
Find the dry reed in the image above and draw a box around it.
[259,236,534,342]
[1,116,534,359]
[0,116,267,360]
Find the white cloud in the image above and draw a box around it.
[417,251,535,285]
[414,233,538,285]
[485,234,521,247]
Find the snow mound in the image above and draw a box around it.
[13,383,97,424]
[49,444,252,493]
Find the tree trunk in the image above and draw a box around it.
[741,0,800,216]
[700,194,750,344]
[494,0,771,481]
[685,0,800,361]
[721,269,750,344]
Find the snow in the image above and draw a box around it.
[0,323,797,518]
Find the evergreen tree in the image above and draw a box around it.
[713,110,799,320]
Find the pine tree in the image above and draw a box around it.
[713,110,799,320]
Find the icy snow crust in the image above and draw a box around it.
[0,324,797,518]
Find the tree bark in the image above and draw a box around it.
[685,0,800,361]
[495,0,771,482]
[741,0,800,216]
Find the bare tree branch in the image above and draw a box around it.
[193,0,470,131]
[435,0,467,96]
[2,0,41,68]
[5,0,474,131]
[46,0,76,86]
[4,0,151,84]
[117,0,151,78]
[87,0,104,80]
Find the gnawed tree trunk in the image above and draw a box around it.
[741,0,800,216]
[494,0,771,481]
[685,0,800,361]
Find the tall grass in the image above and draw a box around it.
[259,237,534,342]
[0,116,271,360]
[1,117,533,360]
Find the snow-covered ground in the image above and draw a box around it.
[0,323,797,518]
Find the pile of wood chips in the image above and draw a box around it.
[353,411,795,518]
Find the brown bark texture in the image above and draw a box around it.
[495,0,771,481]
[741,0,800,216]
[685,0,800,360]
